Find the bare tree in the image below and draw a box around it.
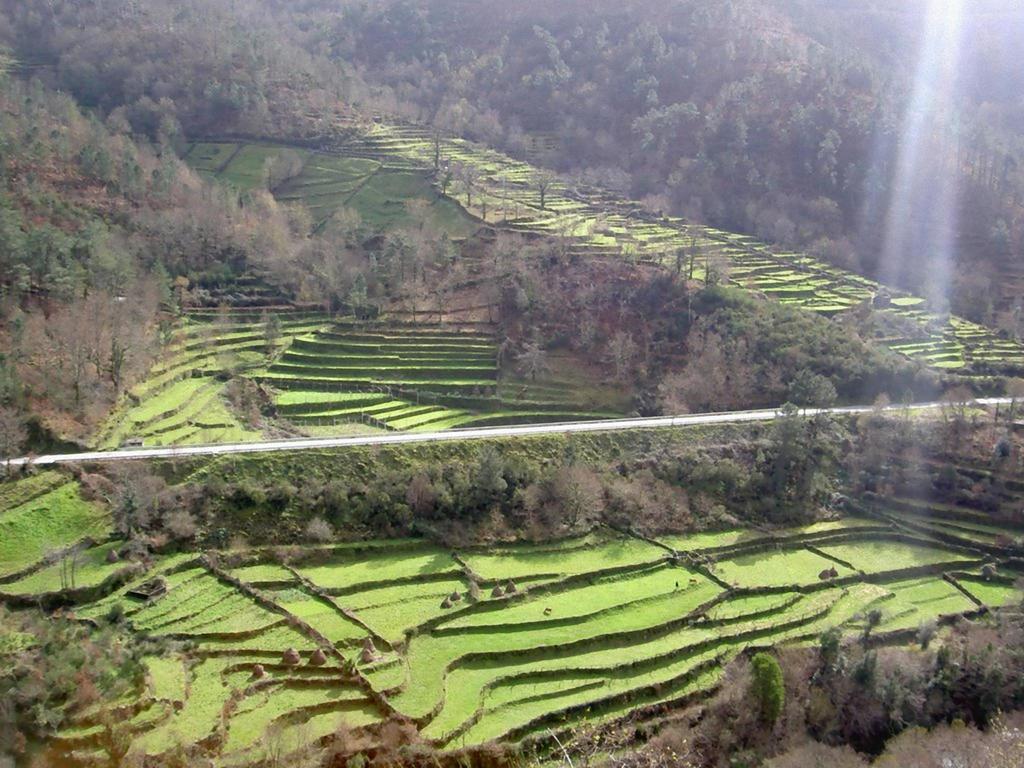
[59,549,83,591]
[517,341,549,381]
[1006,378,1024,424]
[0,407,27,468]
[406,474,437,516]
[455,163,480,209]
[262,311,282,357]
[264,149,305,192]
[607,331,639,382]
[659,327,774,414]
[166,510,198,541]
[109,465,167,537]
[534,170,557,210]
[551,466,605,529]
[941,385,976,448]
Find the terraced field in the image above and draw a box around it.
[188,124,1024,375]
[96,309,331,448]
[102,308,622,449]
[259,321,621,432]
[342,122,1024,374]
[184,141,478,237]
[3,465,1018,764]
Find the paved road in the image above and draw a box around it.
[7,398,1010,467]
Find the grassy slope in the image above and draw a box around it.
[0,484,110,579]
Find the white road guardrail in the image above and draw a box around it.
[6,398,1011,467]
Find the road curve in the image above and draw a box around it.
[7,398,1010,467]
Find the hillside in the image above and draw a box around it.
[2,2,1024,767]
[2,409,1024,766]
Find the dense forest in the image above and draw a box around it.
[323,0,1024,320]
[3,1,1023,322]
[0,70,329,440]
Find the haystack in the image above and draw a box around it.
[360,638,380,664]
[441,597,453,609]
[105,549,120,564]
[282,648,301,666]
[491,585,505,598]
[449,590,463,603]
[308,649,327,667]
[505,580,518,594]
[251,664,267,680]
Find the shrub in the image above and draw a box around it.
[305,517,334,543]
[819,628,842,671]
[917,621,937,650]
[753,651,782,724]
[750,652,785,725]
[788,369,838,408]
[105,602,126,625]
[165,510,198,541]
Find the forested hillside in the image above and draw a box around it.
[0,70,324,442]
[6,0,1024,326]
[2,2,1024,768]
[323,0,1024,323]
[4,0,1024,447]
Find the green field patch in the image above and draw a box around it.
[440,564,697,630]
[0,471,67,512]
[0,484,110,579]
[392,577,722,722]
[2,542,128,596]
[195,623,317,654]
[657,529,759,552]
[955,575,1022,608]
[220,144,303,191]
[167,597,283,637]
[231,563,296,585]
[342,576,469,643]
[261,586,366,646]
[460,533,664,582]
[427,585,885,743]
[296,545,458,593]
[133,657,234,755]
[386,408,470,431]
[815,539,975,573]
[868,577,976,631]
[186,142,238,172]
[146,655,188,704]
[711,547,854,588]
[128,701,173,733]
[75,553,199,621]
[703,592,802,621]
[897,514,1014,545]
[224,682,376,753]
[129,570,278,637]
[453,651,718,746]
[345,170,478,237]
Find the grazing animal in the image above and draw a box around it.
[543,607,552,616]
